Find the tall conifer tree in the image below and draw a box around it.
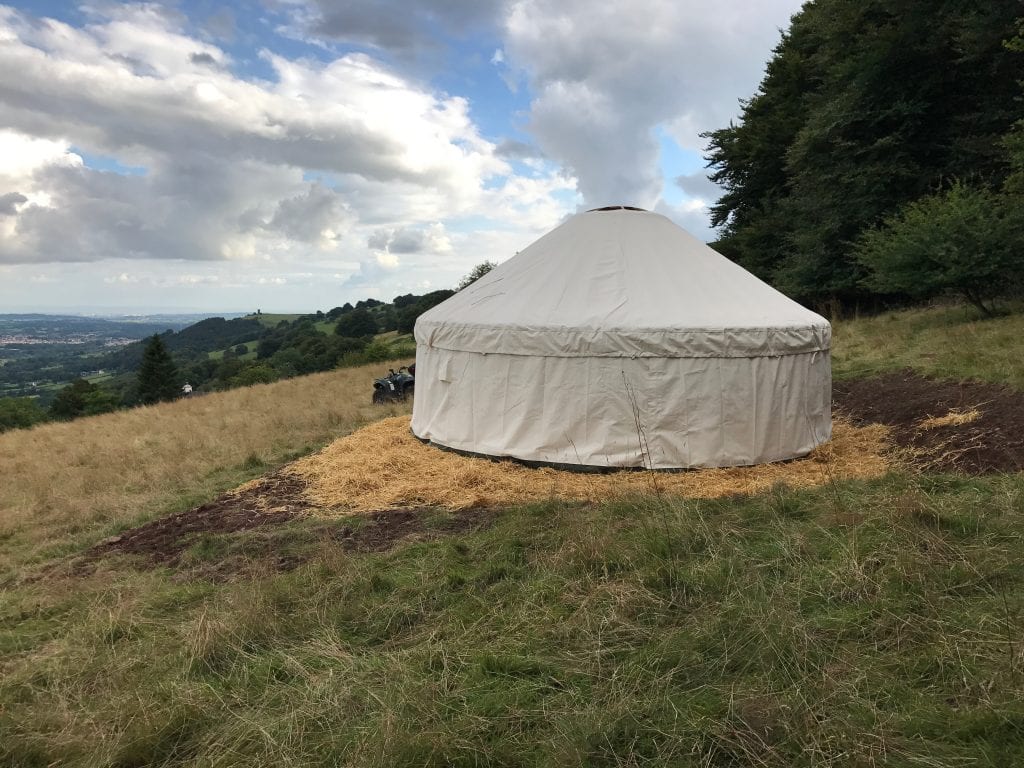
[137,334,180,404]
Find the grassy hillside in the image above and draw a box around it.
[833,303,1024,388]
[246,312,302,327]
[2,307,1024,766]
[0,359,412,573]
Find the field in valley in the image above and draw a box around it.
[2,307,1024,766]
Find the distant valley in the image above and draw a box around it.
[0,313,215,346]
[0,291,452,427]
[0,313,201,400]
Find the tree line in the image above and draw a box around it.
[704,0,1023,314]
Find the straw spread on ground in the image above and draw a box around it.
[917,407,982,430]
[287,416,891,513]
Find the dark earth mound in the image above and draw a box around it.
[833,370,1024,474]
[81,370,1022,574]
[86,471,309,568]
[324,507,500,553]
[83,469,498,576]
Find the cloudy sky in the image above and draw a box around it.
[0,0,802,314]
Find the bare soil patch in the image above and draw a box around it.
[81,471,500,575]
[833,370,1024,474]
[325,506,501,553]
[85,471,310,568]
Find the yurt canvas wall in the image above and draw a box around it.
[411,208,831,470]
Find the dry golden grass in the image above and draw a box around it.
[0,360,413,569]
[290,415,892,512]
[917,407,982,430]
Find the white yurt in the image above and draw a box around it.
[411,207,831,470]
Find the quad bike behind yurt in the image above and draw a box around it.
[372,365,415,404]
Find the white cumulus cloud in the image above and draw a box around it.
[0,3,569,277]
[501,0,802,209]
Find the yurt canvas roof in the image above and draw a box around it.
[415,208,829,358]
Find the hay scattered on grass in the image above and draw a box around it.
[918,407,982,430]
[289,416,892,513]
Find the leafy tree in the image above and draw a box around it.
[458,261,497,290]
[360,339,395,363]
[392,293,418,308]
[330,335,368,358]
[335,308,378,338]
[856,183,1024,315]
[1005,128,1024,196]
[704,0,1022,309]
[397,306,419,335]
[50,379,92,420]
[1004,24,1024,195]
[81,385,121,416]
[268,347,306,378]
[230,363,278,388]
[257,335,284,359]
[0,397,46,432]
[326,304,355,320]
[396,290,456,334]
[375,305,398,333]
[180,358,218,389]
[51,380,85,419]
[137,334,180,404]
[50,379,120,420]
[211,357,246,388]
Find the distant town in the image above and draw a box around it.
[0,334,136,347]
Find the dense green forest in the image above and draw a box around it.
[704,0,1023,313]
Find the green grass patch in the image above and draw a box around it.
[4,475,1024,765]
[833,303,1024,386]
[245,313,302,328]
[206,348,257,361]
[313,320,336,334]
